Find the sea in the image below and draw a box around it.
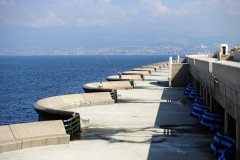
[0,55,180,126]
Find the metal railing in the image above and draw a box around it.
[63,113,81,137]
[211,130,235,159]
[110,89,117,102]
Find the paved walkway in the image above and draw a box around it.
[0,68,215,160]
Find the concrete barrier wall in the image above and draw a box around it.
[0,126,22,153]
[35,92,114,110]
[233,51,240,62]
[141,66,160,70]
[179,59,186,63]
[212,62,240,90]
[195,59,211,74]
[82,92,114,106]
[132,68,155,72]
[186,54,209,58]
[188,56,240,159]
[34,92,115,123]
[0,120,69,153]
[106,75,143,81]
[122,71,150,75]
[169,63,188,87]
[82,81,133,92]
[110,81,132,89]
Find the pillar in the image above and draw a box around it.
[206,90,209,107]
[177,55,180,63]
[168,57,172,87]
[210,95,213,113]
[203,88,206,105]
[236,122,240,160]
[169,56,172,64]
[224,111,229,136]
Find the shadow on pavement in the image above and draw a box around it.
[147,88,215,160]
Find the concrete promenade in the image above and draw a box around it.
[0,68,215,160]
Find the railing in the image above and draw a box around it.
[184,83,235,160]
[63,113,81,137]
[200,111,224,131]
[189,90,200,99]
[191,103,210,120]
[184,83,195,95]
[110,89,118,102]
[129,79,134,88]
[211,131,235,159]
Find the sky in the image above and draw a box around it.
[0,0,239,55]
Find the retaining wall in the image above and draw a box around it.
[188,56,240,159]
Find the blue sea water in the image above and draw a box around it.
[0,55,179,126]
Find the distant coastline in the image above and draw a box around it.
[1,39,240,56]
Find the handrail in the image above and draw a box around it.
[63,113,81,137]
[211,130,235,159]
[200,111,224,130]
[191,103,210,119]
[110,89,118,102]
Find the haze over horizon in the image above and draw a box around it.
[0,0,239,55]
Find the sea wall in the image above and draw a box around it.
[33,92,115,122]
[0,59,171,154]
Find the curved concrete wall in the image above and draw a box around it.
[141,66,160,71]
[33,92,115,121]
[82,81,133,93]
[106,75,143,81]
[132,68,155,72]
[122,70,150,75]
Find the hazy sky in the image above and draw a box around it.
[0,0,239,54]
